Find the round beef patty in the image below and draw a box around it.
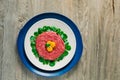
[36,31,65,60]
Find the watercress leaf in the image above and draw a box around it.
[45,43,50,47]
[49,61,55,67]
[63,50,68,56]
[38,28,42,34]
[34,32,39,36]
[30,36,36,42]
[31,41,35,47]
[45,60,49,64]
[65,44,71,51]
[51,26,56,32]
[39,57,44,62]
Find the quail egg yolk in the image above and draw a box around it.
[45,41,56,52]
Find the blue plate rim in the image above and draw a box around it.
[17,12,83,77]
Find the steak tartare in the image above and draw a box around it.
[36,31,65,60]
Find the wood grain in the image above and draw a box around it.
[0,0,120,80]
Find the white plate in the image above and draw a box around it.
[24,18,76,71]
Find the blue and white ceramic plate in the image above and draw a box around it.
[17,13,83,77]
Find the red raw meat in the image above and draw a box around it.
[36,31,65,60]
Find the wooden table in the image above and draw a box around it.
[0,0,120,80]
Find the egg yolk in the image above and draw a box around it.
[46,41,56,52]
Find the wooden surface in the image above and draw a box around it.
[0,0,120,80]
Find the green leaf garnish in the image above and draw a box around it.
[65,44,71,51]
[51,26,56,32]
[43,26,48,31]
[59,31,64,35]
[63,33,68,39]
[45,60,49,64]
[56,28,61,34]
[57,55,64,61]
[45,43,50,47]
[38,28,42,34]
[39,57,44,62]
[64,40,69,44]
[63,50,68,56]
[30,41,35,47]
[32,49,39,57]
[49,61,55,67]
[30,36,36,42]
[34,32,39,36]
[31,46,36,50]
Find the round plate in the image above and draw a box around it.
[24,18,76,71]
[17,13,83,77]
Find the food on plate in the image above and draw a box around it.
[30,26,71,67]
[36,31,65,60]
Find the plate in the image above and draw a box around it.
[24,18,76,71]
[17,12,83,77]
